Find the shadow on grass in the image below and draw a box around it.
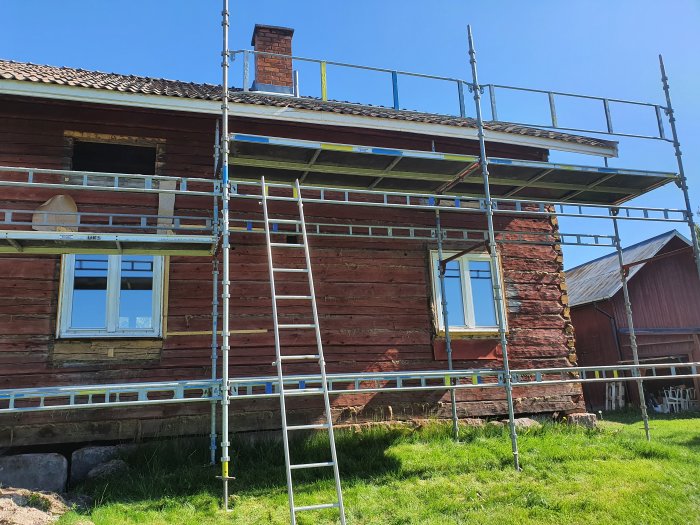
[69,419,662,511]
[72,425,417,506]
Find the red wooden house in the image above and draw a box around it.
[567,230,700,410]
[0,24,670,447]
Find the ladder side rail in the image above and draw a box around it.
[294,179,347,524]
[261,177,297,523]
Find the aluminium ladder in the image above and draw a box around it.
[261,177,347,525]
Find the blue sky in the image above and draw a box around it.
[2,0,699,268]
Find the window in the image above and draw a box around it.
[59,254,164,338]
[430,251,501,333]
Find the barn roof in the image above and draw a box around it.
[0,59,615,151]
[566,230,691,307]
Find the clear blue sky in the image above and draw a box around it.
[2,0,699,268]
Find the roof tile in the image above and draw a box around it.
[0,59,615,149]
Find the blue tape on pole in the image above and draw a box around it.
[371,147,403,157]
[392,71,400,110]
[428,197,435,206]
[234,134,270,144]
[272,223,278,232]
[265,382,272,394]
[222,165,228,185]
[299,380,306,389]
[246,221,253,231]
[454,198,460,208]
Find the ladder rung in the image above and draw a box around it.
[278,324,317,329]
[273,268,309,273]
[279,354,320,361]
[294,503,339,512]
[290,461,335,470]
[287,423,330,431]
[270,242,305,248]
[275,295,313,300]
[270,219,302,225]
[284,388,325,396]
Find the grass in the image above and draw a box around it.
[25,492,52,512]
[58,411,700,525]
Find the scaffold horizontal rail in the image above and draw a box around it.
[510,362,700,386]
[227,362,700,399]
[1,362,697,414]
[0,166,220,196]
[230,218,616,247]
[0,230,217,256]
[3,208,213,233]
[0,380,219,414]
[231,179,688,223]
[230,50,670,143]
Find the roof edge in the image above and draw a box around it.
[0,78,620,157]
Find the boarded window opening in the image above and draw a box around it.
[72,141,156,174]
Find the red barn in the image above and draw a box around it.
[567,230,700,410]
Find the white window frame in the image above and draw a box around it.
[58,254,164,338]
[430,250,501,334]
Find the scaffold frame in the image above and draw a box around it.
[0,1,698,520]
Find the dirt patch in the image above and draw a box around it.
[0,487,68,525]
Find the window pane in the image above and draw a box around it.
[119,256,155,329]
[442,260,466,327]
[469,260,497,326]
[71,255,108,328]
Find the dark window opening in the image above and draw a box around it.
[72,141,156,175]
[286,234,300,244]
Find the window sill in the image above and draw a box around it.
[436,329,506,339]
[57,333,163,340]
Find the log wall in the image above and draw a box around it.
[0,95,582,446]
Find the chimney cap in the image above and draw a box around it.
[251,24,295,46]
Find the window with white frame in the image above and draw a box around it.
[430,251,500,332]
[59,254,164,338]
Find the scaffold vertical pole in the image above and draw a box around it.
[467,25,520,471]
[210,121,221,466]
[219,0,233,510]
[611,214,651,441]
[435,210,459,440]
[659,55,700,281]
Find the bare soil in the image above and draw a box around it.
[0,487,69,525]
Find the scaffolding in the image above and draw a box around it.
[0,0,699,520]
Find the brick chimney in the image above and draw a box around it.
[251,24,294,94]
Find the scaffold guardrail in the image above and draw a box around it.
[230,179,689,223]
[0,380,219,413]
[0,166,221,196]
[2,362,696,414]
[230,50,671,143]
[229,217,616,247]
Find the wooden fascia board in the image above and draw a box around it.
[0,79,618,158]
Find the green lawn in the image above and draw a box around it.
[58,412,700,525]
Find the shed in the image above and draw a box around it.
[567,230,700,410]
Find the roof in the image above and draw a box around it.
[0,59,615,150]
[566,230,691,307]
